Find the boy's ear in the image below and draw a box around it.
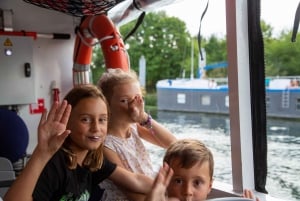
[208,178,214,193]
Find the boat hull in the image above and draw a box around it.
[157,87,229,114]
[157,81,300,119]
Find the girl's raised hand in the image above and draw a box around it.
[37,100,71,155]
[127,95,146,122]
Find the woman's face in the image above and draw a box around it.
[67,97,108,153]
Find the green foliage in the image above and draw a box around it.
[91,12,300,88]
[144,93,157,115]
[264,30,300,76]
[91,45,106,84]
[91,11,228,86]
[119,11,191,91]
[202,35,227,77]
[260,20,274,40]
[144,93,157,106]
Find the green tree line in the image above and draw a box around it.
[91,11,300,91]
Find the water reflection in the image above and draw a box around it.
[144,111,300,201]
[156,111,231,134]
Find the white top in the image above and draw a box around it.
[99,124,155,201]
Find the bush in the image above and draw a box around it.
[144,93,157,115]
[144,93,157,106]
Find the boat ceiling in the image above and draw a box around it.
[1,0,178,33]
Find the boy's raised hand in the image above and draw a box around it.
[144,163,179,201]
[37,100,71,155]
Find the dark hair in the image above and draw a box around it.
[62,84,109,171]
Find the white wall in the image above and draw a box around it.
[0,0,79,153]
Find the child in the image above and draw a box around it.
[97,68,177,201]
[145,139,259,201]
[144,163,178,201]
[4,84,153,201]
[164,138,214,201]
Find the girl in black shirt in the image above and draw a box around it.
[4,85,153,201]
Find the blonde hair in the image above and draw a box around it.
[62,84,109,171]
[163,139,214,180]
[97,68,144,104]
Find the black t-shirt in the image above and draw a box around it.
[32,149,116,201]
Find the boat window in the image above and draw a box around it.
[296,98,300,110]
[177,93,186,104]
[225,95,229,108]
[201,95,211,105]
[154,0,299,200]
[266,96,270,108]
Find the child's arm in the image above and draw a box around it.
[138,117,177,148]
[3,101,71,201]
[127,95,176,148]
[108,165,154,194]
[103,147,147,201]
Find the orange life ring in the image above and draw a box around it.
[73,14,129,85]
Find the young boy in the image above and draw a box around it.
[164,138,214,201]
[145,139,259,201]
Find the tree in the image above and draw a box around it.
[91,11,191,91]
[202,35,227,77]
[260,20,274,40]
[91,14,300,89]
[120,11,191,91]
[264,30,300,76]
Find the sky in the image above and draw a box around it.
[157,0,300,37]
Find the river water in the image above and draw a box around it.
[143,111,300,201]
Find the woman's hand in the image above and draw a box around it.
[37,100,71,155]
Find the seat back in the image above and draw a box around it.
[0,157,15,197]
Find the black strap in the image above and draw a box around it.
[132,0,142,11]
[291,2,300,42]
[197,0,209,61]
[0,179,14,187]
[247,0,268,193]
[124,11,146,42]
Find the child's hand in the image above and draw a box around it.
[243,189,260,201]
[127,95,146,122]
[37,100,71,155]
[144,163,179,201]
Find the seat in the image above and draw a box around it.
[0,108,29,164]
[0,157,15,197]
